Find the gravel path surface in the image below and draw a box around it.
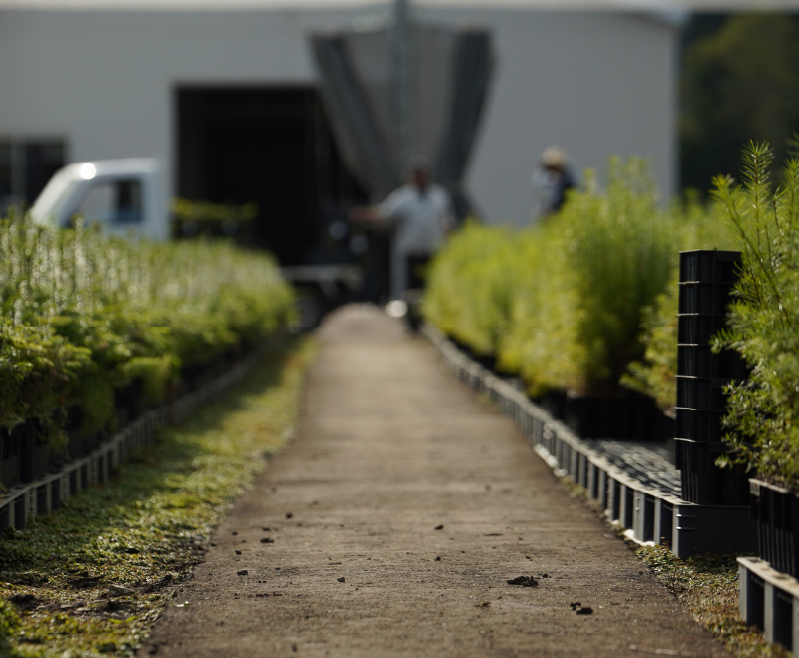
[140,305,727,658]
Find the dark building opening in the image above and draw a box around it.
[175,86,373,268]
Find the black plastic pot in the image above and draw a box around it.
[181,362,212,392]
[1,426,22,490]
[563,393,660,441]
[535,390,568,421]
[20,420,49,483]
[115,379,144,426]
[750,480,799,578]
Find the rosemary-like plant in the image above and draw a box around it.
[713,141,799,488]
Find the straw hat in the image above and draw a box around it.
[541,146,569,167]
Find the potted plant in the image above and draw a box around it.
[713,142,799,575]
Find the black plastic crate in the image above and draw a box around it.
[679,282,733,315]
[675,407,725,442]
[676,376,727,411]
[677,314,726,346]
[678,344,749,380]
[676,438,749,505]
[1,427,22,490]
[750,482,799,578]
[679,250,742,285]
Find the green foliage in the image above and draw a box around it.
[712,141,799,489]
[119,356,178,407]
[681,14,799,194]
[621,289,680,410]
[0,599,21,656]
[496,221,583,394]
[171,198,258,223]
[426,159,690,396]
[0,212,294,452]
[0,338,313,657]
[76,377,116,437]
[621,200,734,410]
[171,198,257,242]
[553,160,677,393]
[423,222,521,358]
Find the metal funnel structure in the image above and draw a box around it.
[309,0,494,211]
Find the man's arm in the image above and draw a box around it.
[349,205,382,224]
[349,187,407,225]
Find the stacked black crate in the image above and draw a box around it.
[675,250,749,505]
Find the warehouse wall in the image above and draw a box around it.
[0,6,676,225]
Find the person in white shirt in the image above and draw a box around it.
[351,156,454,301]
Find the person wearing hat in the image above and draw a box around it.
[532,146,576,217]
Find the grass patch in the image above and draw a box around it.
[556,477,787,657]
[0,336,315,657]
[637,545,788,658]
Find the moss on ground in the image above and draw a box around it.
[0,337,315,657]
[637,545,789,658]
[559,476,788,658]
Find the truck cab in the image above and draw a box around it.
[29,158,167,240]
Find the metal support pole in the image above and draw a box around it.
[392,0,414,174]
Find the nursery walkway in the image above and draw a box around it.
[140,305,727,658]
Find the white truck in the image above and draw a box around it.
[30,158,168,240]
[30,158,362,329]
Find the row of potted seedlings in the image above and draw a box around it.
[0,346,246,495]
[0,213,295,509]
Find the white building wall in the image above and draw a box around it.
[0,6,676,225]
[420,8,678,223]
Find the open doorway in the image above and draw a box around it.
[175,86,390,278]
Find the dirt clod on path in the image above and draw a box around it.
[140,305,728,658]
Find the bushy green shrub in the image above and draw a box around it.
[537,160,677,394]
[426,159,693,397]
[496,220,584,393]
[0,213,294,443]
[621,200,734,410]
[423,222,520,357]
[713,142,799,488]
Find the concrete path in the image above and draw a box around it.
[141,305,727,658]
